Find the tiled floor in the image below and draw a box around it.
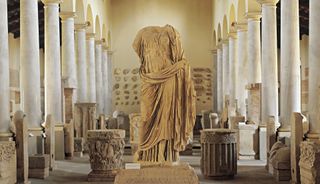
[30,155,290,184]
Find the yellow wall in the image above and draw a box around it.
[110,0,213,68]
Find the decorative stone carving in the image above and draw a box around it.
[113,84,120,90]
[131,76,138,82]
[200,129,237,178]
[246,83,261,125]
[299,141,320,184]
[87,130,125,181]
[115,76,121,82]
[114,68,121,75]
[13,111,29,183]
[123,69,130,75]
[131,68,139,74]
[74,103,97,138]
[0,141,16,184]
[129,113,141,157]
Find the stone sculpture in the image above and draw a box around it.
[87,130,125,181]
[132,25,196,163]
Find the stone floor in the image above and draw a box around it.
[30,154,290,184]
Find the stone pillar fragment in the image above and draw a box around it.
[13,111,29,183]
[103,50,113,115]
[129,113,141,157]
[42,0,63,123]
[228,32,238,116]
[43,114,55,170]
[0,141,16,184]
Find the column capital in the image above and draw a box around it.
[75,22,89,31]
[222,39,229,44]
[95,40,103,45]
[86,33,95,40]
[60,11,76,20]
[245,11,262,21]
[228,31,237,39]
[256,0,279,6]
[236,22,248,32]
[41,0,62,5]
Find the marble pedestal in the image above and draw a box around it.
[0,141,16,184]
[87,129,125,182]
[299,141,320,184]
[200,129,237,179]
[114,163,199,184]
[239,124,259,160]
[55,124,65,160]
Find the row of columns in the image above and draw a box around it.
[0,0,113,141]
[214,0,303,135]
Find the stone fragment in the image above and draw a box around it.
[28,154,50,179]
[129,113,141,157]
[200,129,237,178]
[299,141,320,184]
[64,120,74,159]
[0,141,16,184]
[87,130,125,181]
[13,111,29,183]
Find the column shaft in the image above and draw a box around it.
[279,0,301,132]
[61,12,76,87]
[95,41,103,114]
[0,0,10,134]
[229,34,238,115]
[212,50,218,112]
[237,28,248,116]
[43,0,62,122]
[247,14,262,84]
[104,51,113,115]
[308,0,320,137]
[222,41,229,107]
[75,24,87,102]
[217,46,223,113]
[86,34,96,102]
[260,1,279,126]
[20,0,42,127]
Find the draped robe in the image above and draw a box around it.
[132,25,196,162]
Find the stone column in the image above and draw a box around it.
[278,0,301,134]
[217,44,223,113]
[20,0,42,128]
[307,0,320,140]
[257,0,279,127]
[222,40,229,107]
[229,32,238,115]
[42,0,63,123]
[75,23,88,103]
[0,0,10,138]
[103,50,113,115]
[86,33,96,103]
[60,12,77,88]
[246,12,262,84]
[95,40,103,115]
[236,23,248,116]
[211,49,218,112]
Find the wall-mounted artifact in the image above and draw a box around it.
[132,84,138,89]
[125,102,129,105]
[123,84,129,89]
[131,76,138,82]
[194,79,203,83]
[194,74,203,78]
[124,90,130,95]
[114,68,121,75]
[124,76,129,81]
[115,91,121,95]
[113,84,120,90]
[123,69,130,75]
[116,97,120,101]
[115,76,121,82]
[133,91,138,95]
[132,68,139,74]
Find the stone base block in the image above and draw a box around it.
[29,168,49,179]
[74,151,83,157]
[239,124,259,160]
[29,154,50,179]
[114,163,199,184]
[55,125,65,160]
[0,141,16,184]
[74,137,84,156]
[88,170,116,182]
[273,169,291,182]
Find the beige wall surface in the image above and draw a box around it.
[110,0,213,114]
